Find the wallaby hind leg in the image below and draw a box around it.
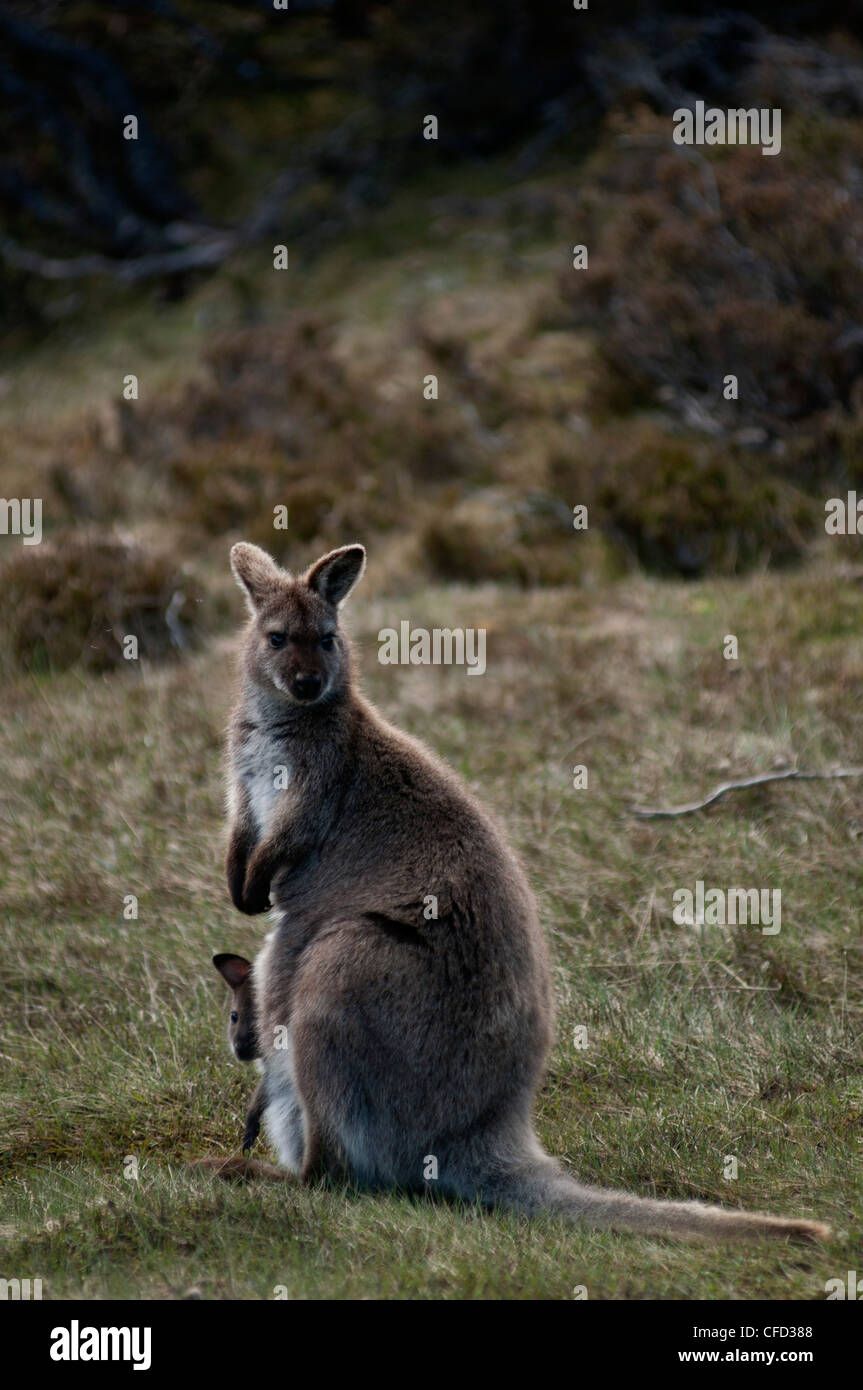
[262,1047,325,1181]
[300,1123,325,1183]
[262,1067,305,1171]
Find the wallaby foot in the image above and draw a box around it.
[190,1155,291,1183]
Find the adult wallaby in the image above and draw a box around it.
[212,953,265,1155]
[224,539,829,1242]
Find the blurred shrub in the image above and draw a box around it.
[421,487,622,586]
[560,112,863,472]
[52,311,490,570]
[549,419,816,577]
[1,533,205,673]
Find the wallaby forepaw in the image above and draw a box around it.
[239,875,272,915]
[228,882,246,912]
[240,892,272,915]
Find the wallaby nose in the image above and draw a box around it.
[292,673,322,701]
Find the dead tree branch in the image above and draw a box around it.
[628,767,863,819]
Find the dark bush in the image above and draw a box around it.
[549,419,818,578]
[1,532,206,672]
[560,112,863,468]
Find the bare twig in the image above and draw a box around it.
[628,767,863,819]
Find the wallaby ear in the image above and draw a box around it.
[305,544,366,606]
[213,954,252,989]
[230,543,283,612]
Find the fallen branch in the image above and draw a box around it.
[628,767,863,819]
[0,231,236,283]
[0,120,350,284]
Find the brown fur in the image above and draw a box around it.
[222,541,830,1243]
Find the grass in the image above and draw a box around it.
[1,567,861,1299]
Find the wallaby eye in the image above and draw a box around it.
[230,1011,238,1024]
[320,634,336,650]
[268,632,286,649]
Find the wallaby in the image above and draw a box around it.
[222,539,830,1242]
[212,953,265,1155]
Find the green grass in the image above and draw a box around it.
[1,569,861,1299]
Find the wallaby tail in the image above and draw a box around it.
[481,1157,830,1243]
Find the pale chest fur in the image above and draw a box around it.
[233,726,292,839]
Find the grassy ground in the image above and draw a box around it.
[1,565,861,1299]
